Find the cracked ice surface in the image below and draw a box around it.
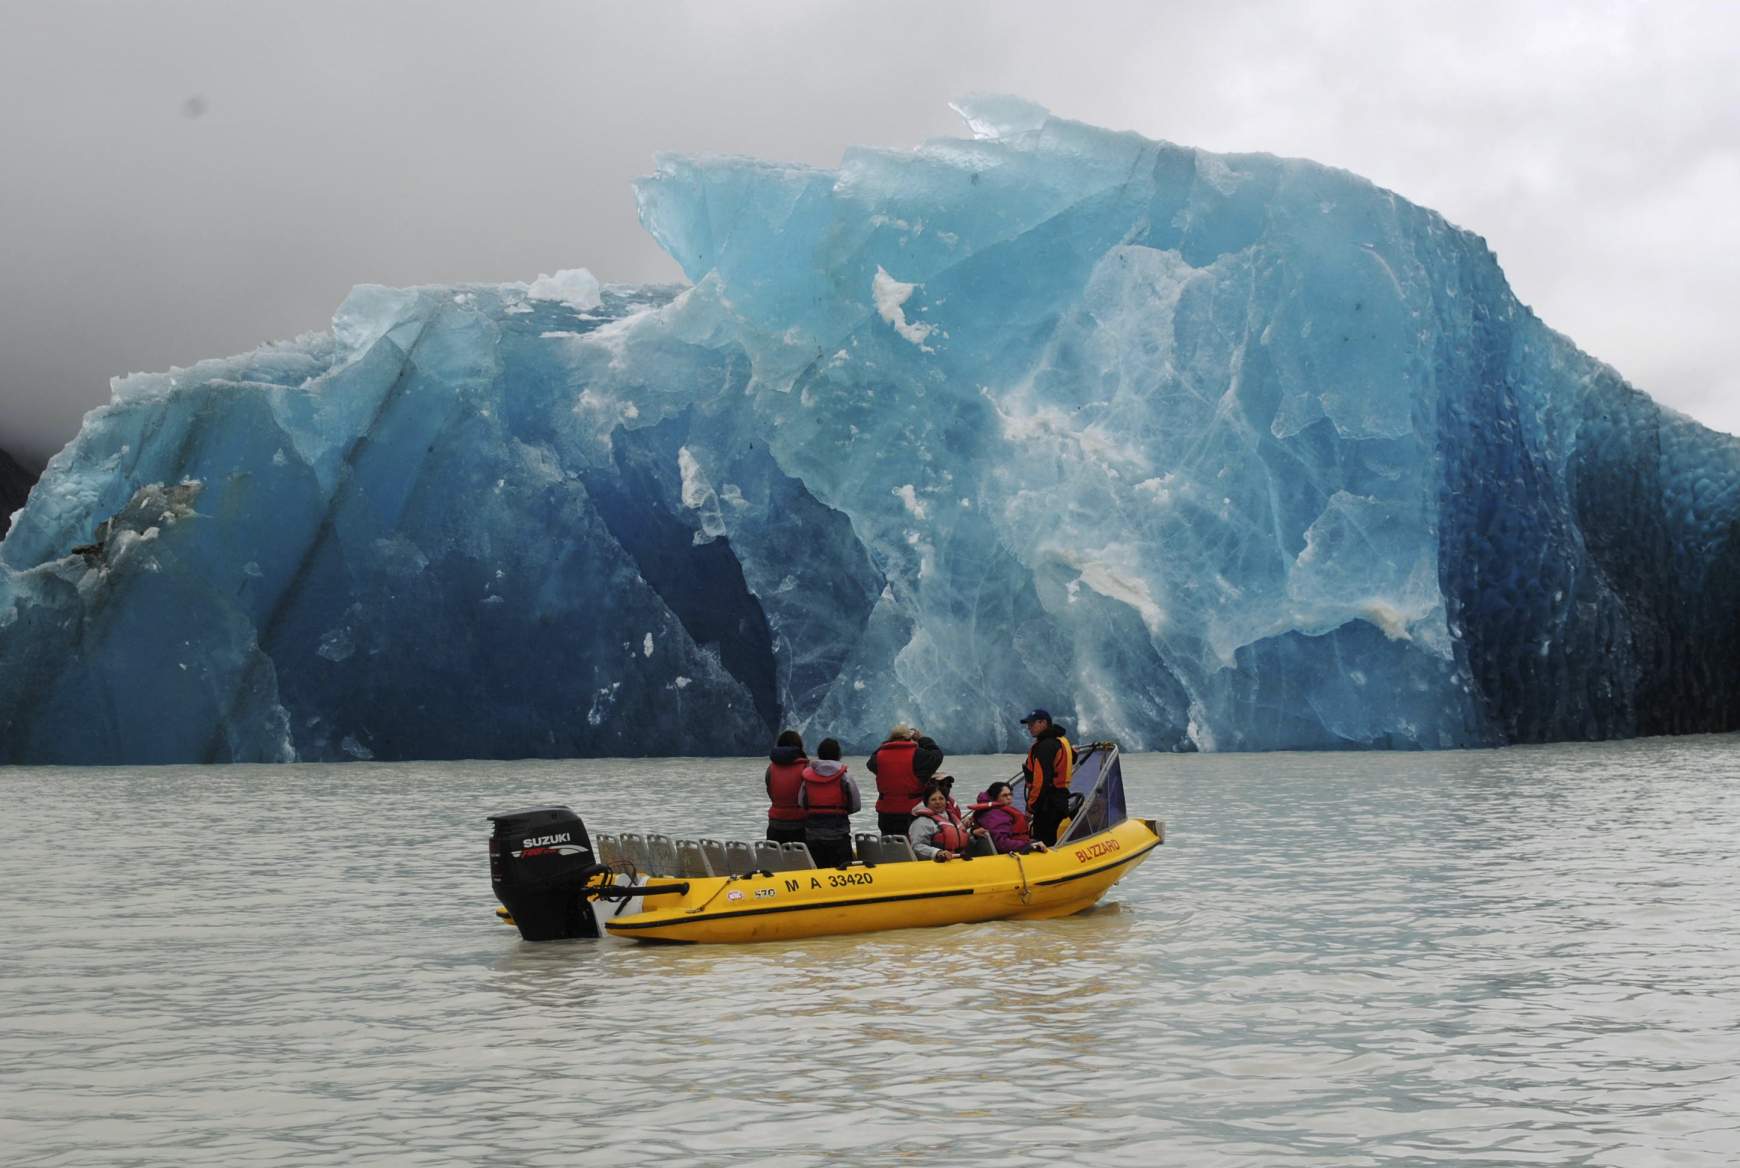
[3,97,1739,763]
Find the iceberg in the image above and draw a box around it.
[3,96,1738,764]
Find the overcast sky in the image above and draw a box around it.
[2,0,1736,467]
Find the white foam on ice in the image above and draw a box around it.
[893,484,927,519]
[871,267,935,348]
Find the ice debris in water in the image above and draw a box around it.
[4,95,1740,764]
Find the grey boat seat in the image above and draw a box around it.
[877,834,918,863]
[617,832,654,875]
[723,840,759,875]
[645,833,680,877]
[594,833,625,870]
[699,838,730,875]
[674,839,715,878]
[779,841,816,870]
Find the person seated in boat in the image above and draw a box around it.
[866,723,944,837]
[931,772,964,820]
[908,783,985,863]
[797,737,861,868]
[763,729,810,845]
[968,781,1050,855]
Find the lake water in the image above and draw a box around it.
[3,735,1739,1166]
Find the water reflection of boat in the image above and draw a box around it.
[488,743,1163,946]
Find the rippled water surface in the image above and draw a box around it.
[4,737,1740,1166]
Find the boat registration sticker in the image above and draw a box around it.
[727,890,744,901]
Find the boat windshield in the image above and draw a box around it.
[1057,743,1129,844]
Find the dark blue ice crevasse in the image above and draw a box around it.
[2,96,1737,763]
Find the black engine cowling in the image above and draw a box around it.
[488,806,607,941]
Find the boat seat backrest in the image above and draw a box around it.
[675,839,715,878]
[645,833,680,877]
[853,832,884,864]
[878,835,918,863]
[618,833,654,875]
[723,840,759,875]
[752,840,788,871]
[595,833,625,870]
[699,838,730,874]
[968,833,997,858]
[779,841,816,870]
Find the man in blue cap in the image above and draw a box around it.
[1019,709,1073,846]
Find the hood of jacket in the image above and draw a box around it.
[1036,723,1069,742]
[770,744,807,766]
[803,759,847,781]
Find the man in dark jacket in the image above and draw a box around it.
[1019,709,1073,846]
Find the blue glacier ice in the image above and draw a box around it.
[4,95,1739,764]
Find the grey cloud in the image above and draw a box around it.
[2,0,1736,464]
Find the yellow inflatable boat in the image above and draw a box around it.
[487,743,1163,945]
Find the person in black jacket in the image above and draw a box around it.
[912,733,944,782]
[1019,709,1074,846]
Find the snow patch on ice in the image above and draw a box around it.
[872,267,935,348]
[526,268,603,312]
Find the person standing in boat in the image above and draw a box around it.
[866,724,943,837]
[763,730,810,845]
[798,738,861,868]
[908,783,980,862]
[969,781,1049,855]
[1020,709,1074,846]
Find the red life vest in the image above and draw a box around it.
[800,765,851,815]
[766,757,809,821]
[871,739,923,814]
[913,806,969,853]
[972,801,1029,838]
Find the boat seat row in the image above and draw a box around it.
[854,834,919,864]
[595,833,819,878]
[594,831,938,876]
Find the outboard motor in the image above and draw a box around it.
[488,806,608,941]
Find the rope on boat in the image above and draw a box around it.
[1013,853,1032,905]
[685,874,739,915]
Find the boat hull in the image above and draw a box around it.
[601,817,1162,944]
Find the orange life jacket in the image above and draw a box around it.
[871,739,923,814]
[1022,734,1073,808]
[766,757,809,821]
[913,806,969,852]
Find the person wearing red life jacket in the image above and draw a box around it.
[763,729,810,845]
[931,773,964,821]
[797,737,861,868]
[866,724,943,837]
[1019,709,1074,846]
[908,784,984,862]
[969,781,1050,855]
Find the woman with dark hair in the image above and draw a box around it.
[798,737,861,867]
[763,729,809,844]
[968,781,1049,855]
[907,783,982,862]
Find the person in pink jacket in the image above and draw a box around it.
[969,781,1050,855]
